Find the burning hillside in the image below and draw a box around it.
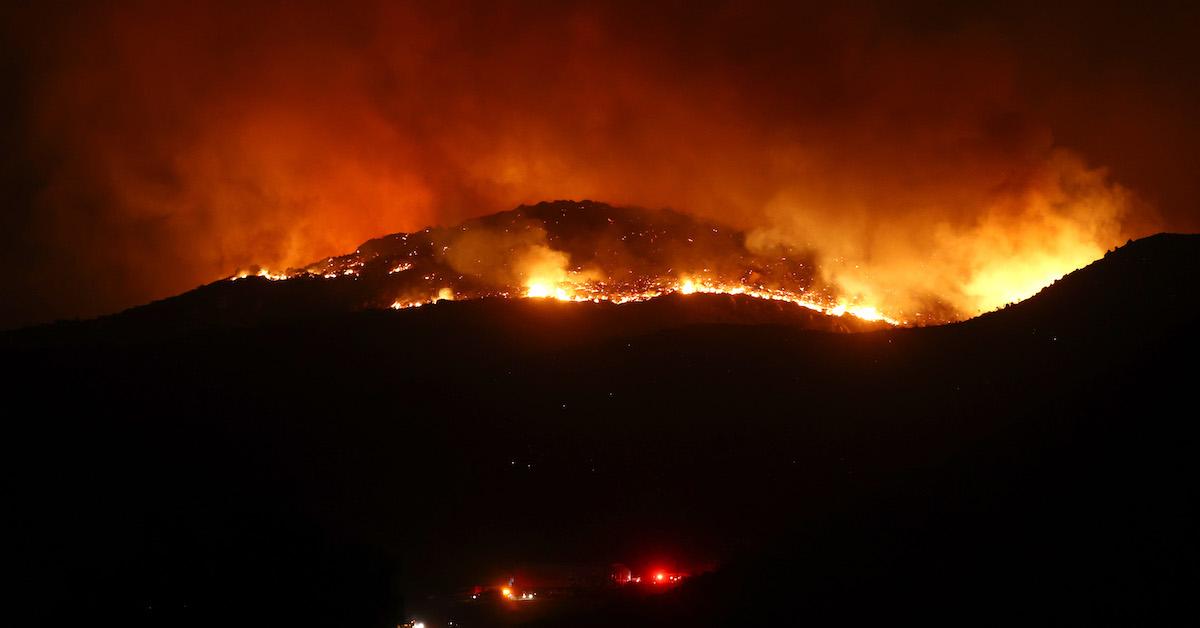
[233,201,917,325]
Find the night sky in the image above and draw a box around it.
[2,1,1198,328]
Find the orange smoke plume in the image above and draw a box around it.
[5,1,1195,326]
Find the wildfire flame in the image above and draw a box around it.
[515,275,902,325]
[18,1,1184,334]
[224,201,1125,328]
[233,268,289,282]
[385,272,898,325]
[260,260,901,324]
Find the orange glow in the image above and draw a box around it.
[379,275,902,324]
[238,202,943,326]
[11,2,1181,331]
[233,267,289,282]
[524,282,552,299]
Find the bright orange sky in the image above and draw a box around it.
[2,1,1198,327]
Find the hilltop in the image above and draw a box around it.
[4,228,1198,626]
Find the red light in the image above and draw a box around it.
[655,572,665,583]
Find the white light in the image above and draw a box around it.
[413,622,425,628]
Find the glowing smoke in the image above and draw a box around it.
[7,1,1193,325]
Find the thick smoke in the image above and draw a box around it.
[749,148,1138,315]
[441,221,592,290]
[4,1,1196,325]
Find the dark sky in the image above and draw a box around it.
[2,1,1198,328]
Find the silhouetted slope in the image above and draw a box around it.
[4,232,1198,627]
[25,289,885,348]
[9,200,897,341]
[970,232,1200,336]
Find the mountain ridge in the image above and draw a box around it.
[7,203,1195,346]
[6,224,1198,626]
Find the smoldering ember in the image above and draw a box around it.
[3,3,1199,627]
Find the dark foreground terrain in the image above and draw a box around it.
[6,234,1199,626]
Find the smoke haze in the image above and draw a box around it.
[2,1,1197,326]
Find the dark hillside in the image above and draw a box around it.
[4,233,1198,626]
